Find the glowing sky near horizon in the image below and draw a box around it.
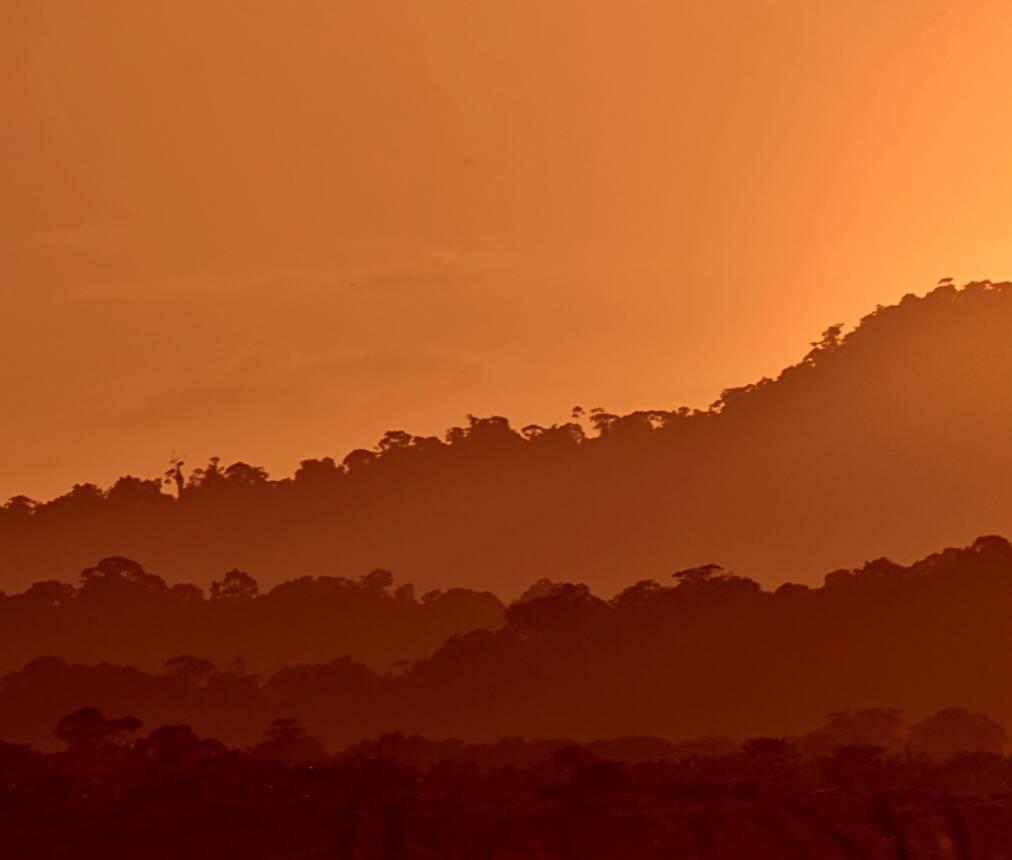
[4,0,1012,500]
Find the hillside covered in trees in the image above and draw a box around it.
[3,536,1012,752]
[3,281,1011,595]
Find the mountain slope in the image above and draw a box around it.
[2,281,1011,594]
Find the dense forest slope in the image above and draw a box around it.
[2,281,1011,594]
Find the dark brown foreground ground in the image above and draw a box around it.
[2,732,1011,859]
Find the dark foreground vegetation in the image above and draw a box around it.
[4,281,1012,594]
[3,536,1012,751]
[2,708,1012,859]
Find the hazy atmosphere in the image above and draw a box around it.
[8,5,1012,857]
[6,1,1012,500]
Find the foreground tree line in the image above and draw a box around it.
[3,537,1012,750]
[1,706,1011,859]
[3,281,1012,594]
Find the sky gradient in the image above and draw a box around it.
[4,0,1012,500]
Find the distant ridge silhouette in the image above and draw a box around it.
[2,281,1011,594]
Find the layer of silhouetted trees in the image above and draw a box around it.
[3,281,1012,594]
[0,556,503,675]
[2,705,1012,859]
[5,536,1012,752]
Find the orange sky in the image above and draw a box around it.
[4,0,1012,501]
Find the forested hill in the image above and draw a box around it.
[2,280,1011,594]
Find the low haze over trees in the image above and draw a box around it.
[4,537,1012,753]
[4,281,1012,594]
[0,555,502,676]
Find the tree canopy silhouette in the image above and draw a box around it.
[3,281,1012,595]
[3,536,1012,754]
[0,557,504,676]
